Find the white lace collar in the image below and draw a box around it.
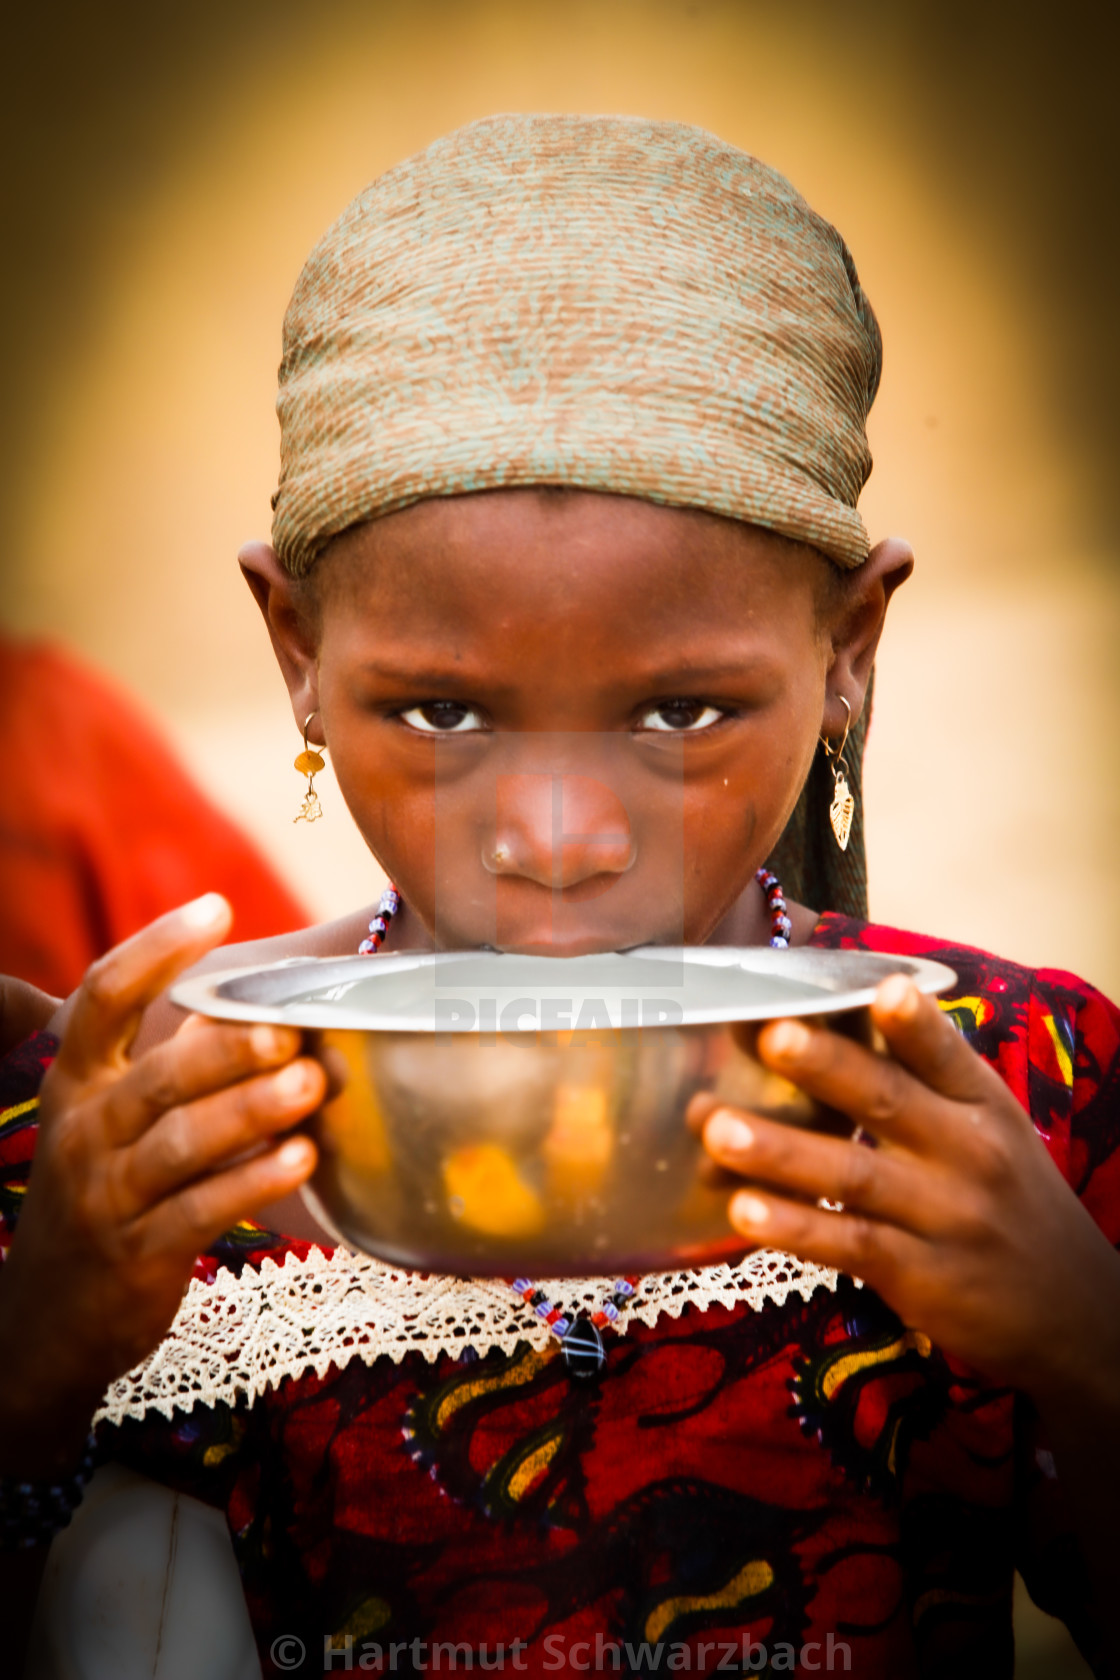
[96,1245,847,1426]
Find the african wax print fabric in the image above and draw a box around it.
[2,918,1116,1677]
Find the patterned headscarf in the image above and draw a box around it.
[271,114,882,915]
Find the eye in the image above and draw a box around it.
[638,700,726,733]
[398,702,486,734]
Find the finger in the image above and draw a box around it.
[117,1058,326,1215]
[98,1017,304,1147]
[870,976,1003,1107]
[685,1090,722,1137]
[134,1134,319,1264]
[755,1011,955,1155]
[702,1107,933,1229]
[725,1184,928,1289]
[56,896,233,1082]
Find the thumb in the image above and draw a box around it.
[53,895,233,1083]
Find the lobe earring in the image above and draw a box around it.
[293,712,326,824]
[821,696,855,851]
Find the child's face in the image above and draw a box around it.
[248,491,902,952]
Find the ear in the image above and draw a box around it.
[238,541,324,744]
[821,536,913,738]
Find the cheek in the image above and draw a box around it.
[681,699,824,871]
[681,780,761,878]
[325,741,439,902]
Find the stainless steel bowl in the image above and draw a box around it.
[173,946,954,1276]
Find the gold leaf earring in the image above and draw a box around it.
[293,712,326,824]
[821,696,854,851]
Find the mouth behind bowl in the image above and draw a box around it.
[172,946,955,1276]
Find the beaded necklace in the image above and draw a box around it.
[358,866,790,1376]
[358,885,401,954]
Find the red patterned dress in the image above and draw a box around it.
[2,916,1117,1678]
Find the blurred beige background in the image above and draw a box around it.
[2,0,1118,1002]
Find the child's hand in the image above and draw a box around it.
[0,896,323,1472]
[0,976,61,1056]
[694,976,1120,1400]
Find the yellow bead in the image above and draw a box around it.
[294,750,325,774]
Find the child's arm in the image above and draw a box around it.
[697,977,1120,1671]
[0,896,324,1665]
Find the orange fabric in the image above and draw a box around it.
[0,636,309,996]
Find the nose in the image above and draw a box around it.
[485,773,636,889]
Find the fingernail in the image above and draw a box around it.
[278,1138,312,1171]
[766,1020,811,1059]
[180,893,229,929]
[878,974,918,1018]
[250,1024,286,1059]
[706,1110,754,1152]
[731,1192,770,1226]
[274,1061,311,1100]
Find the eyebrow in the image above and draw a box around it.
[619,658,781,689]
[356,662,487,689]
[356,655,779,691]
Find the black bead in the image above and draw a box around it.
[560,1315,606,1380]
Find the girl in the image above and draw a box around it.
[2,115,1118,1677]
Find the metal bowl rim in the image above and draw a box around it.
[171,946,958,1033]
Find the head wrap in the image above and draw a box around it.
[271,114,883,915]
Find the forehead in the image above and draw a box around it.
[314,490,828,646]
